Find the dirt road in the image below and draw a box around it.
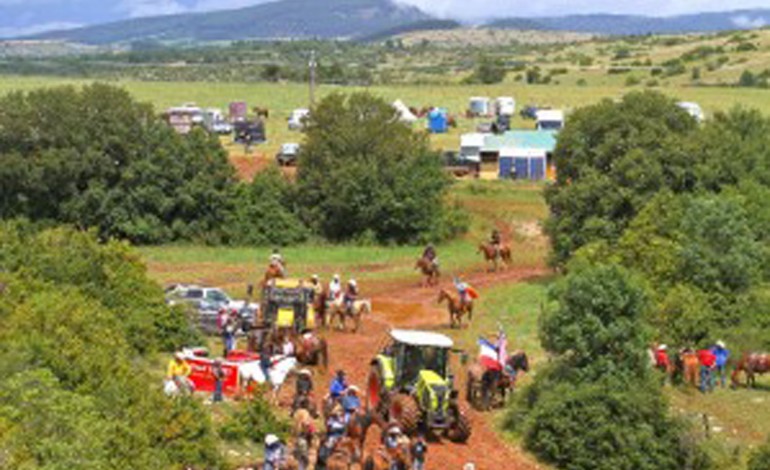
[306,265,549,470]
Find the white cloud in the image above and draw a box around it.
[732,14,768,29]
[397,0,770,20]
[119,0,188,18]
[0,21,81,37]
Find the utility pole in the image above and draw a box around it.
[309,50,317,107]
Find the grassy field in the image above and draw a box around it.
[3,75,770,163]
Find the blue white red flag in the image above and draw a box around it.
[478,337,503,370]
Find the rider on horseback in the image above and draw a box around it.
[422,243,439,268]
[344,280,358,315]
[454,277,471,309]
[310,274,323,297]
[490,229,502,258]
[320,406,347,463]
[341,385,361,425]
[329,274,342,301]
[269,248,286,277]
[291,369,314,414]
[329,369,348,401]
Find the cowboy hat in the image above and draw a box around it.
[265,434,280,446]
[311,274,319,280]
[298,369,312,376]
[657,344,667,351]
[175,352,185,360]
[716,340,726,348]
[347,385,360,394]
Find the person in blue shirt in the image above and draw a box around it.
[329,369,348,399]
[341,385,361,424]
[711,340,730,388]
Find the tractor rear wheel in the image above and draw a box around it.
[366,365,387,419]
[389,394,420,436]
[447,403,472,443]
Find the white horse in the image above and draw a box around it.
[239,354,298,402]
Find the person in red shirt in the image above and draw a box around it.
[654,345,671,384]
[697,347,717,393]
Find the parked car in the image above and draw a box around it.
[165,284,258,335]
[276,143,301,166]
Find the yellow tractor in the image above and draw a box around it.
[366,329,471,442]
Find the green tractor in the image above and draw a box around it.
[366,329,471,442]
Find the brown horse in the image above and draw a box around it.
[263,263,285,286]
[680,349,700,388]
[478,243,511,272]
[437,289,473,328]
[414,257,439,287]
[293,331,329,369]
[313,289,330,328]
[732,352,770,388]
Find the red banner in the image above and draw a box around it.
[186,357,242,396]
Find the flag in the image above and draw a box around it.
[478,337,503,371]
[497,329,508,365]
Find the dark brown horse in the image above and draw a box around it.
[414,257,439,287]
[466,351,529,411]
[732,352,770,388]
[437,289,473,328]
[478,243,511,272]
[292,331,329,369]
[313,289,330,328]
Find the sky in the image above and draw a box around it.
[1,0,770,38]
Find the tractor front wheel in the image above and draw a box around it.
[389,394,420,436]
[447,404,472,443]
[367,365,388,419]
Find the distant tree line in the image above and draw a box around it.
[0,84,467,246]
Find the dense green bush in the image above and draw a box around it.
[297,92,467,244]
[749,437,770,470]
[225,166,310,246]
[0,84,235,245]
[219,396,291,444]
[0,223,220,469]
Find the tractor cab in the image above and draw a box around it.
[260,278,315,332]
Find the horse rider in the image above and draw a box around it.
[383,422,405,467]
[269,248,286,276]
[263,434,286,470]
[341,385,362,425]
[453,277,471,309]
[291,369,314,414]
[310,274,324,297]
[422,243,438,268]
[319,406,347,463]
[329,369,348,403]
[344,279,358,315]
[329,274,342,301]
[166,352,193,395]
[490,229,502,258]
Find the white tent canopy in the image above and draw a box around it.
[393,99,418,123]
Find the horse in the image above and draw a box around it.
[263,263,285,286]
[313,289,330,328]
[292,330,329,369]
[732,352,770,388]
[466,351,529,410]
[238,354,297,403]
[329,297,371,333]
[414,257,439,287]
[478,242,511,272]
[437,289,473,328]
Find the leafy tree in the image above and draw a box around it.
[296,92,466,243]
[540,263,651,382]
[544,91,698,266]
[225,166,309,246]
[469,55,507,84]
[0,84,236,244]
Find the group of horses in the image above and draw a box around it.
[415,241,513,329]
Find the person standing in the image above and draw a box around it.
[328,274,342,301]
[166,352,193,396]
[697,347,717,393]
[711,340,730,388]
[212,359,225,403]
[654,344,671,385]
[263,434,285,470]
[411,433,428,470]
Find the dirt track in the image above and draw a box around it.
[303,265,549,470]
